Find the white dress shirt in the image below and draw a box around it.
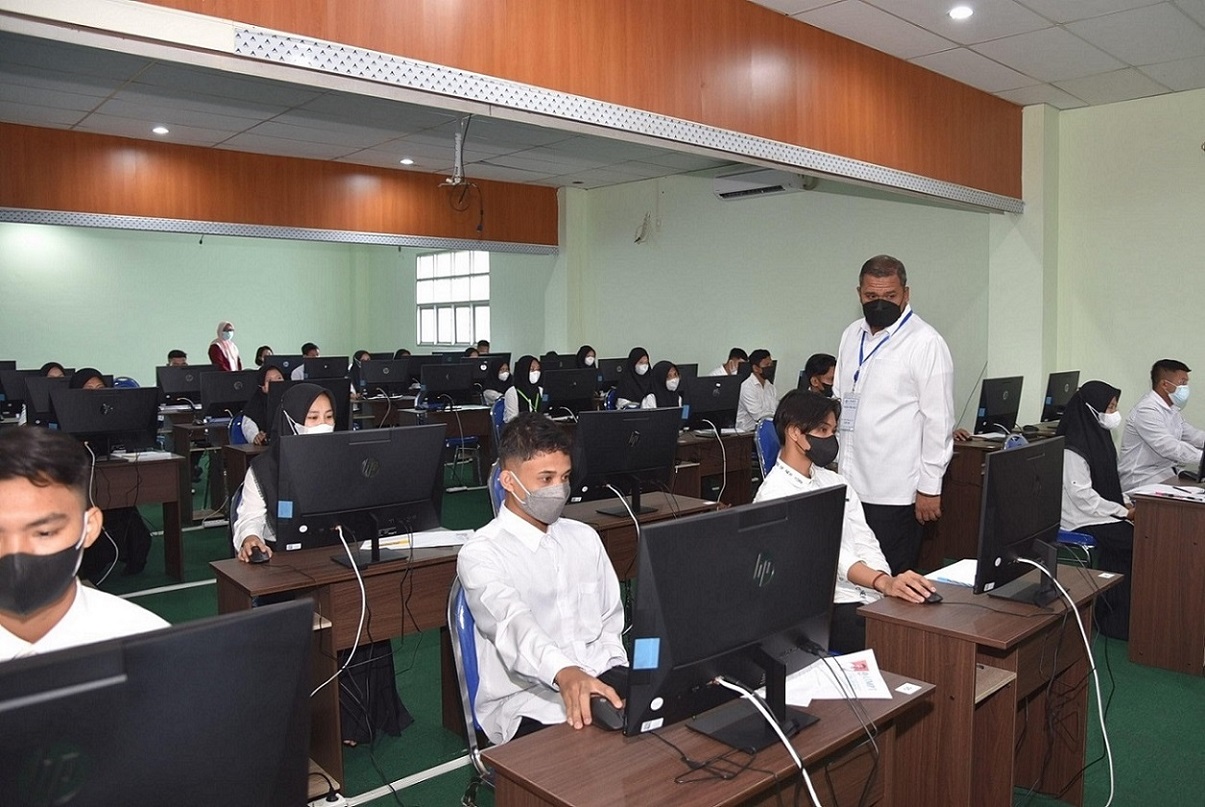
[707,365,731,377]
[1118,390,1205,492]
[1061,450,1129,531]
[754,459,889,605]
[456,502,627,745]
[832,305,954,505]
[640,392,681,409]
[503,386,544,422]
[736,375,779,432]
[0,582,168,661]
[231,466,274,551]
[240,414,261,445]
[290,365,305,382]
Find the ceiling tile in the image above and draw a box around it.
[636,152,732,171]
[299,93,461,132]
[0,81,106,113]
[1066,3,1205,64]
[1016,0,1163,24]
[1138,54,1205,89]
[749,0,838,15]
[0,101,89,127]
[973,26,1126,81]
[241,119,397,149]
[1178,0,1205,26]
[216,133,357,159]
[862,0,1052,45]
[95,97,266,133]
[75,113,236,146]
[994,83,1088,108]
[910,47,1039,92]
[799,1,956,59]
[0,32,152,80]
[1054,67,1171,104]
[0,63,125,99]
[131,63,321,108]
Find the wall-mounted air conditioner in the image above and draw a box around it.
[713,167,816,200]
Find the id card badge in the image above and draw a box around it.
[839,393,860,432]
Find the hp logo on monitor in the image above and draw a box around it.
[361,457,380,479]
[753,552,775,588]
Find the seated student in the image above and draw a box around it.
[69,367,106,391]
[483,360,511,406]
[348,349,371,398]
[477,340,491,355]
[754,391,934,653]
[708,347,747,377]
[254,345,273,367]
[393,348,412,359]
[736,349,779,432]
[803,353,836,397]
[457,413,627,744]
[290,343,321,381]
[1118,359,1205,492]
[17,363,67,425]
[207,321,242,371]
[574,345,596,369]
[240,365,286,446]
[616,347,652,409]
[464,347,479,359]
[1058,381,1134,640]
[0,427,167,661]
[166,350,188,367]
[641,361,682,409]
[503,356,544,423]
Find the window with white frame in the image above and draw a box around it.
[415,250,490,346]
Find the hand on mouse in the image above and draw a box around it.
[237,535,273,563]
[554,666,623,730]
[879,570,935,604]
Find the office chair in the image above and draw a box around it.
[487,461,505,517]
[490,398,505,448]
[1056,529,1097,567]
[603,389,617,410]
[447,577,495,807]
[444,432,482,488]
[113,376,140,388]
[754,419,779,478]
[227,413,248,446]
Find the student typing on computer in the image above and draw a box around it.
[616,347,652,409]
[0,428,166,661]
[502,356,544,423]
[641,361,682,409]
[735,349,778,431]
[457,414,627,744]
[754,390,934,653]
[1118,359,1205,492]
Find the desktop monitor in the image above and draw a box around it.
[973,437,1064,606]
[542,368,599,416]
[50,387,161,455]
[472,352,511,383]
[1040,370,1080,423]
[24,376,74,425]
[625,487,845,751]
[265,379,351,437]
[539,353,565,371]
[0,601,312,807]
[262,354,306,375]
[973,376,1024,436]
[199,369,258,418]
[0,360,13,371]
[675,363,699,382]
[0,369,38,416]
[274,424,447,567]
[370,351,396,361]
[597,357,627,390]
[405,354,444,384]
[681,375,742,431]
[155,364,216,406]
[570,407,683,515]
[420,362,477,405]
[303,355,349,380]
[361,358,413,396]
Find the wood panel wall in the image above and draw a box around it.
[140,0,1022,197]
[0,124,558,245]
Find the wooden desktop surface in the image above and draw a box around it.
[91,455,187,580]
[483,671,934,807]
[675,431,754,506]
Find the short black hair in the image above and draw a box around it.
[463,347,478,357]
[354,349,371,362]
[804,353,836,380]
[1151,359,1191,388]
[859,254,907,287]
[498,413,573,468]
[301,343,319,355]
[727,348,748,362]
[394,348,411,358]
[167,349,187,361]
[773,389,842,446]
[477,340,490,350]
[0,427,91,503]
[39,362,65,375]
[254,345,273,366]
[748,349,771,367]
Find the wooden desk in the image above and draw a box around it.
[170,421,229,521]
[222,443,266,494]
[861,567,1120,806]
[1130,490,1205,676]
[483,671,934,807]
[675,432,754,506]
[92,456,188,580]
[357,395,417,428]
[394,406,494,461]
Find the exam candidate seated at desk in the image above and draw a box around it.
[502,356,545,423]
[735,348,778,432]
[482,359,511,406]
[1118,358,1205,493]
[639,360,682,409]
[238,365,285,446]
[457,413,628,745]
[615,347,652,409]
[754,390,935,653]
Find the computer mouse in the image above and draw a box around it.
[923,591,943,604]
[248,546,270,564]
[589,695,625,731]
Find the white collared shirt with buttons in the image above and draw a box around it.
[456,502,628,745]
[0,582,168,661]
[1118,389,1205,493]
[736,374,779,432]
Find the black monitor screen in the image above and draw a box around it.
[974,376,1024,435]
[682,375,742,431]
[0,601,312,807]
[675,363,699,382]
[625,487,844,749]
[0,360,14,371]
[420,362,477,404]
[974,437,1063,605]
[262,354,306,375]
[361,359,413,396]
[571,407,682,515]
[266,379,351,437]
[597,357,627,390]
[200,370,258,418]
[25,377,74,425]
[303,356,349,380]
[406,355,443,384]
[1041,371,1080,423]
[472,353,511,383]
[539,353,565,371]
[155,364,216,405]
[275,424,447,554]
[0,369,38,403]
[542,368,599,416]
[50,387,161,455]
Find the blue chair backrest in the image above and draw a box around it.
[448,577,491,778]
[603,389,617,410]
[113,376,139,389]
[228,413,248,445]
[488,462,505,516]
[754,419,780,477]
[491,397,505,446]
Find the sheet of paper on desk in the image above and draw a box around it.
[360,529,473,551]
[929,558,978,587]
[770,649,892,707]
[1130,484,1205,503]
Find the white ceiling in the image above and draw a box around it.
[752,0,1205,108]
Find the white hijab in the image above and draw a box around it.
[210,320,240,368]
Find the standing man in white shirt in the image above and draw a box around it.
[833,255,954,574]
[707,348,748,377]
[1118,359,1205,492]
[735,349,778,432]
[457,413,628,745]
[0,428,167,661]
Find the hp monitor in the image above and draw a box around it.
[302,356,349,380]
[973,376,1024,436]
[542,368,599,416]
[50,387,161,456]
[570,407,682,516]
[199,369,258,418]
[1040,371,1080,423]
[360,359,413,397]
[682,375,742,431]
[262,354,306,376]
[154,364,216,406]
[420,362,477,406]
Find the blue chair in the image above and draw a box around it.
[228,413,248,446]
[488,461,505,516]
[603,389,618,411]
[113,376,139,388]
[490,397,505,448]
[754,419,779,477]
[445,434,482,488]
[1057,529,1097,566]
[447,577,494,805]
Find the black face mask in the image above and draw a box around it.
[803,434,840,469]
[819,383,834,398]
[863,299,902,329]
[0,533,85,617]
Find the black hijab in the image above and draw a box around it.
[511,355,543,414]
[575,345,596,369]
[241,365,281,431]
[1056,380,1124,507]
[483,360,512,395]
[617,347,652,402]
[649,361,681,408]
[249,383,333,530]
[349,350,371,392]
[69,368,105,389]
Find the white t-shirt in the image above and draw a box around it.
[0,582,168,661]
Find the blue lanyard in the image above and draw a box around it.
[854,309,913,384]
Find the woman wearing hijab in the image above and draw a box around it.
[641,360,683,409]
[207,321,242,371]
[349,349,372,398]
[1057,380,1134,640]
[574,345,597,369]
[68,367,106,390]
[503,355,544,422]
[616,347,652,409]
[482,359,511,406]
[239,364,285,445]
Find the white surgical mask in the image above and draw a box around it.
[635,362,649,376]
[222,330,234,341]
[1171,384,1191,408]
[1097,411,1121,430]
[297,422,334,436]
[585,355,596,367]
[666,377,680,392]
[529,370,541,385]
[498,371,510,382]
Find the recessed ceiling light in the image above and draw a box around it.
[152,125,169,135]
[948,5,973,20]
[399,158,415,165]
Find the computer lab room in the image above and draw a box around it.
[1,1,1203,805]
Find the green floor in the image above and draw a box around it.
[106,468,1205,806]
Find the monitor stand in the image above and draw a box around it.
[595,483,658,517]
[988,539,1059,607]
[330,516,408,570]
